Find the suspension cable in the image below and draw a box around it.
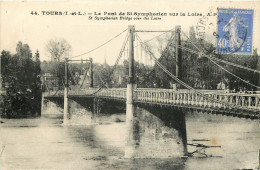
[97,71,109,89]
[207,57,260,89]
[138,36,258,111]
[181,31,260,74]
[70,28,128,59]
[80,67,88,88]
[176,45,260,89]
[92,32,129,95]
[136,32,175,86]
[121,27,174,53]
[208,55,260,74]
[79,61,91,89]
[108,32,129,79]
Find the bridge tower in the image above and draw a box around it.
[62,58,94,125]
[89,58,94,88]
[175,26,182,87]
[63,58,70,124]
[125,25,137,158]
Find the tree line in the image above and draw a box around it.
[140,27,259,92]
[2,29,257,118]
[1,42,42,118]
[41,28,259,93]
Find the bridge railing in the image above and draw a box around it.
[92,88,260,110]
[94,88,126,99]
[134,89,260,111]
[43,88,260,112]
[42,90,63,96]
[68,88,99,95]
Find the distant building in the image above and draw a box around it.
[41,73,58,91]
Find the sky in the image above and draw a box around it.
[1,1,259,65]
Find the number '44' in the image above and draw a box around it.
[31,11,38,15]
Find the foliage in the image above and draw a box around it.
[45,38,71,62]
[40,58,154,90]
[40,28,259,92]
[42,38,73,91]
[41,60,66,90]
[139,27,259,91]
[41,60,89,90]
[0,42,42,118]
[216,50,259,91]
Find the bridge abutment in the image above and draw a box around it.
[125,83,187,158]
[67,99,94,125]
[125,105,188,158]
[43,96,98,125]
[41,97,63,116]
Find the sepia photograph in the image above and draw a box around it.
[0,1,259,169]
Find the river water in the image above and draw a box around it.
[0,110,259,169]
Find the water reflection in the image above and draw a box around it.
[0,108,259,169]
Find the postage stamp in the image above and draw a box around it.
[216,8,253,54]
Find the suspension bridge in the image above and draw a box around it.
[42,25,260,158]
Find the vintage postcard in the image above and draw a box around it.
[0,1,259,169]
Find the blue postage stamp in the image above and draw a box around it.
[216,8,253,54]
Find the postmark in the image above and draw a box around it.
[195,8,218,54]
[216,8,253,54]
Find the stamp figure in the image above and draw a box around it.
[217,8,253,54]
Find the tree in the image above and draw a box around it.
[45,38,71,90]
[137,26,225,90]
[0,42,42,118]
[31,51,42,114]
[0,50,13,117]
[45,38,72,62]
[218,52,259,92]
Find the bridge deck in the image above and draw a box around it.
[44,88,260,118]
